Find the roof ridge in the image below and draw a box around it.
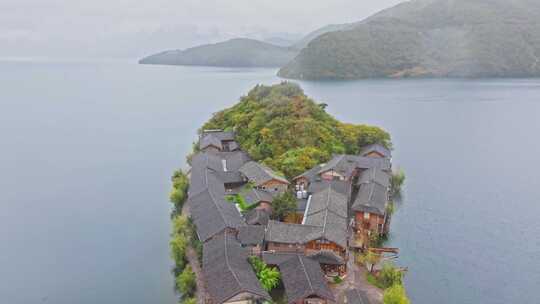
[298,256,315,295]
[223,233,242,290]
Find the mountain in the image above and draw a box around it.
[279,0,540,79]
[139,38,297,67]
[291,23,354,50]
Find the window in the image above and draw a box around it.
[364,212,370,220]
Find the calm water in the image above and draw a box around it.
[1,61,539,304]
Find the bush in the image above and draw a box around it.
[176,266,196,297]
[378,263,403,289]
[271,192,297,221]
[181,298,196,304]
[170,170,189,215]
[390,169,405,199]
[249,256,281,291]
[383,284,410,304]
[333,276,343,284]
[170,234,187,274]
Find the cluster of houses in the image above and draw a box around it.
[186,130,393,304]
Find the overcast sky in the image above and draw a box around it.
[1,0,406,59]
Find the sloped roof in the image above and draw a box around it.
[293,164,325,181]
[359,143,391,159]
[351,182,388,215]
[239,161,289,186]
[262,252,299,266]
[188,172,245,242]
[244,208,270,226]
[343,288,371,304]
[265,220,322,244]
[357,168,391,188]
[308,179,350,196]
[280,255,335,304]
[240,187,275,207]
[203,232,270,304]
[199,130,236,150]
[189,151,250,195]
[355,156,391,172]
[317,154,359,178]
[308,250,345,265]
[303,185,348,248]
[237,225,265,246]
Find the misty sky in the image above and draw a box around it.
[1,0,406,59]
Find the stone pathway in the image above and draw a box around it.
[331,255,383,304]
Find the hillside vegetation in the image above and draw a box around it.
[139,38,297,67]
[202,82,391,178]
[279,0,540,79]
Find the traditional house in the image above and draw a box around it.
[342,289,371,304]
[188,172,245,242]
[239,186,275,213]
[359,143,391,159]
[279,255,335,304]
[351,182,389,248]
[189,151,251,195]
[239,161,290,194]
[357,168,391,189]
[237,225,266,256]
[244,208,270,226]
[203,232,271,304]
[307,251,346,277]
[302,184,348,259]
[265,220,323,254]
[293,164,325,189]
[316,155,360,182]
[199,130,240,152]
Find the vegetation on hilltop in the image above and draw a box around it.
[202,82,391,178]
[279,0,540,80]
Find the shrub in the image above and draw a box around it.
[181,297,196,304]
[383,284,410,304]
[176,266,196,297]
[271,192,297,221]
[390,169,405,199]
[170,234,187,274]
[170,170,189,215]
[249,256,281,291]
[333,276,343,284]
[378,263,404,289]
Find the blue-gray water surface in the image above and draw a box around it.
[1,60,539,304]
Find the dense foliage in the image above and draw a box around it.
[390,169,406,199]
[270,192,298,221]
[170,170,189,216]
[176,266,196,298]
[202,82,391,178]
[249,256,281,292]
[383,284,410,304]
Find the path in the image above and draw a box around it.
[331,255,383,304]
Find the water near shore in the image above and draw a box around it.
[1,61,539,304]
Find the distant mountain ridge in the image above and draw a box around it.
[139,38,298,67]
[279,0,540,79]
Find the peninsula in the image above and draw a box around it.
[169,83,408,304]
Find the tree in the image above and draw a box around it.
[383,284,410,304]
[170,234,187,273]
[378,263,404,289]
[271,192,297,220]
[181,298,197,304]
[390,169,406,199]
[170,170,189,215]
[176,266,196,297]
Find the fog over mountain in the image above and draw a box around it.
[0,0,404,59]
[279,0,540,79]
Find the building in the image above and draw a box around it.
[265,220,323,254]
[239,161,290,194]
[239,186,275,213]
[199,130,240,152]
[359,143,391,159]
[203,232,271,304]
[238,225,266,256]
[351,182,389,248]
[279,255,335,304]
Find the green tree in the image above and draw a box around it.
[170,170,189,215]
[383,284,410,304]
[378,263,404,289]
[176,266,196,297]
[271,192,297,220]
[170,234,187,273]
[181,298,196,304]
[390,169,406,199]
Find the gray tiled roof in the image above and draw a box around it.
[237,225,265,246]
[343,288,371,304]
[199,130,236,151]
[359,143,391,159]
[317,154,359,178]
[308,179,350,196]
[308,250,345,265]
[355,156,391,172]
[293,164,325,182]
[189,151,250,195]
[280,255,335,304]
[239,161,289,186]
[262,252,299,266]
[303,184,348,248]
[351,182,388,215]
[203,232,270,304]
[239,186,275,207]
[265,220,322,244]
[188,172,245,242]
[357,168,391,188]
[244,208,270,226]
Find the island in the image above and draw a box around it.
[168,83,408,304]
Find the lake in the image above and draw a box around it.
[1,60,539,304]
